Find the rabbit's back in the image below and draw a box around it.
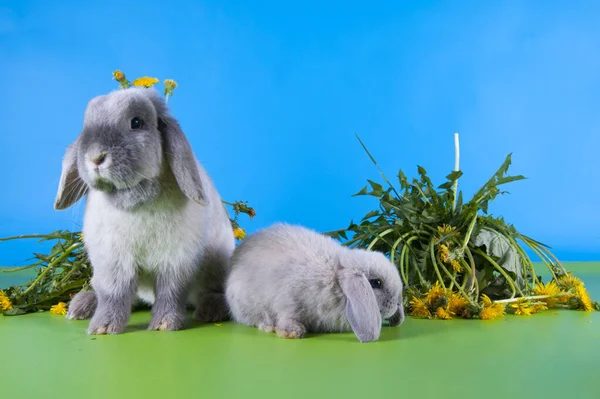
[226,224,348,331]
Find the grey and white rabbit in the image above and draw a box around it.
[55,87,234,334]
[225,224,405,342]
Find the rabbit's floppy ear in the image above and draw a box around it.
[54,142,88,210]
[387,304,405,327]
[338,268,382,342]
[157,114,207,206]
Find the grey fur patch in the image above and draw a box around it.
[193,246,232,322]
[194,293,230,323]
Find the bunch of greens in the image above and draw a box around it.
[0,71,255,316]
[327,134,598,320]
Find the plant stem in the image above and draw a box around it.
[59,263,81,285]
[522,235,568,276]
[21,243,80,296]
[448,270,457,290]
[493,293,573,304]
[464,245,477,292]
[486,227,539,287]
[0,262,44,273]
[474,248,524,298]
[367,228,395,250]
[437,262,476,305]
[522,238,558,282]
[355,134,402,199]
[398,244,408,286]
[429,237,447,289]
[462,214,478,250]
[452,132,460,212]
[393,235,418,286]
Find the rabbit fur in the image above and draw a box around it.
[55,87,234,334]
[225,223,405,342]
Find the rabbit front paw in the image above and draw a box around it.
[259,323,276,333]
[275,319,306,339]
[148,311,187,331]
[87,310,128,335]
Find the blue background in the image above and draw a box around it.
[1,0,598,265]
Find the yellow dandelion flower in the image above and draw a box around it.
[0,290,13,311]
[112,69,126,82]
[435,306,452,320]
[480,293,493,307]
[438,244,451,263]
[480,305,505,320]
[450,259,463,273]
[112,69,131,88]
[557,293,573,303]
[424,281,446,306]
[530,303,548,313]
[447,293,469,315]
[576,285,594,312]
[479,294,505,320]
[436,224,456,236]
[164,79,178,99]
[233,227,246,240]
[534,281,561,307]
[50,302,68,316]
[556,274,584,290]
[409,297,432,318]
[132,77,160,88]
[164,79,178,89]
[511,299,534,316]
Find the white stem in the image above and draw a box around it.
[454,132,460,172]
[452,132,460,212]
[493,293,573,304]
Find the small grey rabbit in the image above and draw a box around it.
[225,224,405,342]
[55,87,234,334]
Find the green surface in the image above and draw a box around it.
[2,263,600,399]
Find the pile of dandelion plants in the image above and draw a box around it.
[0,70,255,316]
[327,134,598,320]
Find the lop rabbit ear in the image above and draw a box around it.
[157,114,207,206]
[54,142,88,210]
[338,268,382,343]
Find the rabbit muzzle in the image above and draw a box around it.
[387,304,405,327]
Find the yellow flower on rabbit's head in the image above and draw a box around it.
[164,79,178,90]
[132,77,159,88]
[112,69,126,82]
[164,79,178,98]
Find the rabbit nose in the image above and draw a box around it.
[91,152,107,166]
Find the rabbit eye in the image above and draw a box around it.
[130,117,144,130]
[369,279,382,289]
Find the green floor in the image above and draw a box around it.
[2,263,599,399]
